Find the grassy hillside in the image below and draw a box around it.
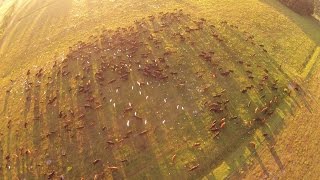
[0,0,320,179]
[0,0,319,84]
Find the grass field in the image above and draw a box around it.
[0,0,320,179]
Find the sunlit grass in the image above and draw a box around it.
[0,0,320,179]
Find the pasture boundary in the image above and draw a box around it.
[221,46,320,179]
[301,46,320,79]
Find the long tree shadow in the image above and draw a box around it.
[0,91,10,116]
[249,145,270,178]
[262,130,284,171]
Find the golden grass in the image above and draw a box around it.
[0,0,319,179]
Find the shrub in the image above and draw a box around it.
[315,0,320,17]
[279,0,314,15]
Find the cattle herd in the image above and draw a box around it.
[1,9,291,179]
